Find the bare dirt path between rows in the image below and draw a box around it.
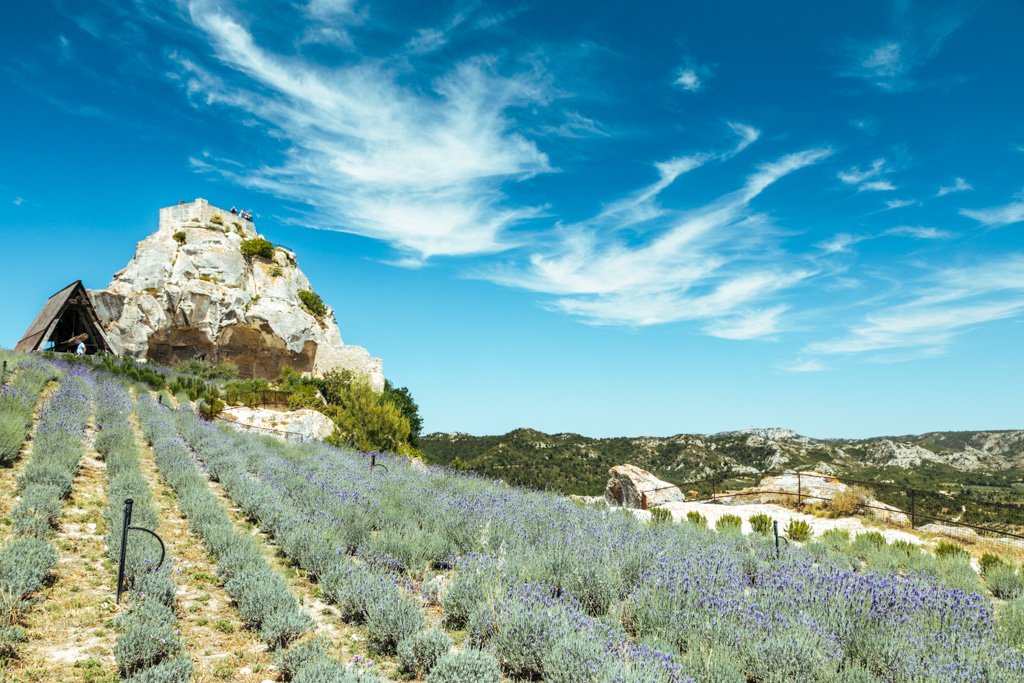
[131,411,277,683]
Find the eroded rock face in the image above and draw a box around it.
[91,198,384,388]
[605,464,685,509]
[221,406,335,441]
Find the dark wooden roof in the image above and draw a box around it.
[15,280,113,353]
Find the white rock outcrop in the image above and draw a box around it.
[90,198,383,388]
[605,464,685,509]
[221,406,335,441]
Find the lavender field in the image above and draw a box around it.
[2,356,1024,682]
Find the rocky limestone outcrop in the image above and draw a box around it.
[221,406,335,441]
[721,472,910,526]
[91,198,383,388]
[605,464,685,509]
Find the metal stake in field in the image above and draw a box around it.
[115,498,167,603]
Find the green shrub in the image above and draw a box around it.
[785,519,813,542]
[274,637,328,680]
[679,642,746,682]
[686,510,707,527]
[260,609,314,650]
[173,359,238,381]
[715,514,742,533]
[649,507,672,525]
[292,658,380,682]
[398,628,452,677]
[749,513,773,536]
[298,290,327,317]
[819,528,851,547]
[934,540,969,560]
[851,531,887,554]
[125,655,192,683]
[172,231,186,245]
[210,214,224,225]
[197,397,226,421]
[113,599,182,675]
[0,536,58,598]
[427,650,502,683]
[364,589,425,655]
[11,484,62,537]
[542,636,604,683]
[225,565,311,648]
[997,597,1024,648]
[986,564,1024,600]
[324,378,412,454]
[443,563,497,629]
[827,485,872,517]
[270,266,284,277]
[981,553,1008,576]
[240,237,275,260]
[890,540,918,556]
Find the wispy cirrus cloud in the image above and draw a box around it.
[837,158,897,192]
[961,201,1024,228]
[937,176,972,196]
[485,133,831,331]
[839,3,971,91]
[860,180,896,192]
[818,225,950,254]
[887,198,916,209]
[674,59,711,92]
[804,255,1024,357]
[177,0,552,260]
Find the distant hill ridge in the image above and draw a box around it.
[420,426,1024,497]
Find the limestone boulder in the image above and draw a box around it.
[221,406,335,441]
[605,464,685,509]
[90,198,384,388]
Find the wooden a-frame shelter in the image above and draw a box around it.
[15,281,114,355]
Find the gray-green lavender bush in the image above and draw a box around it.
[986,564,1024,600]
[426,650,502,683]
[398,628,452,677]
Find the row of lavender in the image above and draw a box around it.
[174,404,1024,683]
[94,379,192,681]
[0,354,56,465]
[134,394,372,682]
[0,363,91,662]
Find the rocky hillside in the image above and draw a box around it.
[420,427,1024,498]
[91,198,383,386]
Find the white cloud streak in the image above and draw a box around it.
[887,199,916,209]
[675,68,701,91]
[937,177,972,196]
[487,138,831,329]
[961,202,1024,228]
[804,255,1024,356]
[859,180,896,192]
[179,0,552,259]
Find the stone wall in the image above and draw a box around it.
[158,198,256,237]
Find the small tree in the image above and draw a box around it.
[325,378,411,453]
[240,237,275,261]
[298,290,327,317]
[383,381,423,445]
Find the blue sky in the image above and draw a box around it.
[1,0,1022,438]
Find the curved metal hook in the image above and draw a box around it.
[129,526,166,570]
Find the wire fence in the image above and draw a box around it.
[214,416,309,442]
[646,470,1024,543]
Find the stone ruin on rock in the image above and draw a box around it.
[90,198,384,388]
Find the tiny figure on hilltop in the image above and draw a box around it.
[230,206,237,214]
